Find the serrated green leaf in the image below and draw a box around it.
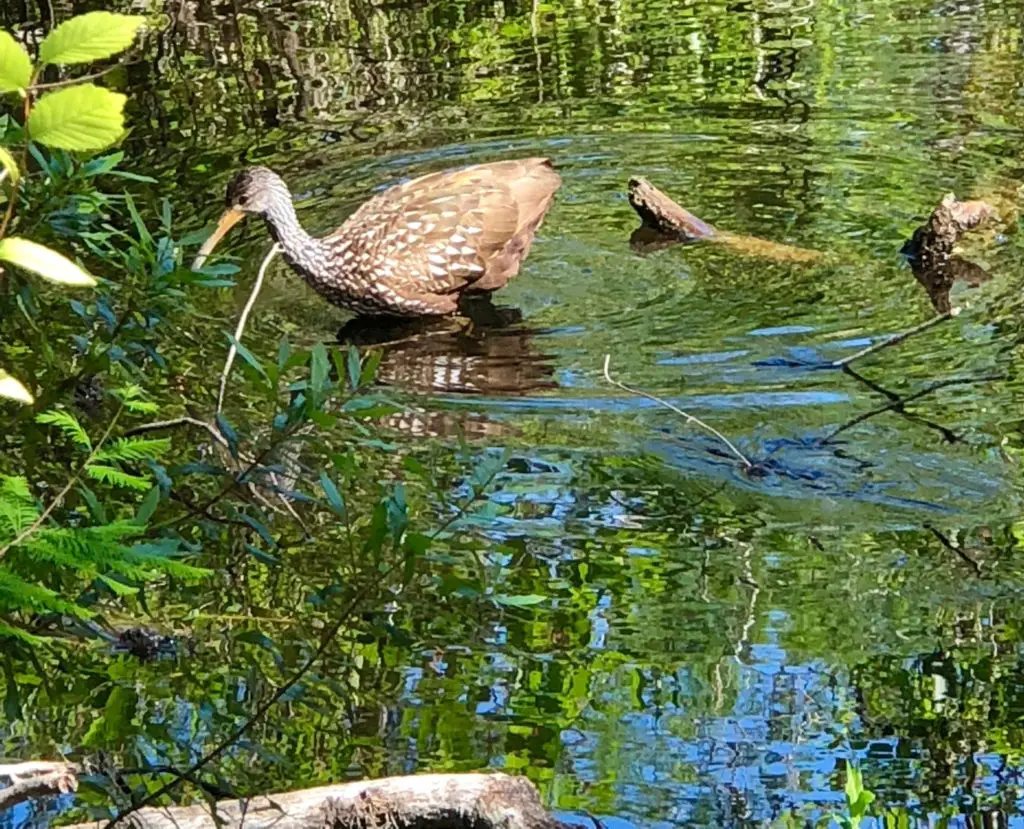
[0,146,19,186]
[0,31,32,93]
[27,85,127,151]
[0,237,96,286]
[0,370,33,404]
[39,13,145,66]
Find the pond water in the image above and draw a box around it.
[6,0,1024,826]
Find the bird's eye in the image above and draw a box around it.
[237,195,249,207]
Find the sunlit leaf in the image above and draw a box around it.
[0,237,96,286]
[493,594,547,607]
[0,371,33,404]
[0,145,19,186]
[27,85,127,151]
[36,409,91,450]
[0,31,31,93]
[38,12,145,66]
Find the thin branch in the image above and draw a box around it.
[218,244,281,414]
[124,416,229,449]
[925,524,982,577]
[818,374,1003,445]
[27,67,116,90]
[0,405,124,561]
[830,310,957,368]
[602,354,752,469]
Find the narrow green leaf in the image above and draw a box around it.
[0,237,96,286]
[27,85,127,151]
[310,343,329,396]
[0,31,32,93]
[98,574,138,596]
[319,471,345,518]
[0,370,33,404]
[346,345,361,391]
[0,146,19,186]
[493,594,547,607]
[133,486,160,525]
[226,334,269,383]
[39,12,145,66]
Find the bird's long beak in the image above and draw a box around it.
[191,208,245,270]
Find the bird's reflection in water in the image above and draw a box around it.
[336,298,556,440]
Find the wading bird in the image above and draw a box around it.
[193,158,561,317]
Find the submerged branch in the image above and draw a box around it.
[818,374,1004,445]
[830,310,958,368]
[602,355,752,469]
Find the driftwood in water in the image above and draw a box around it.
[59,773,567,829]
[901,193,995,313]
[627,176,823,263]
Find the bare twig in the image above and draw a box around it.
[27,67,117,90]
[925,524,983,577]
[125,416,229,449]
[818,374,1003,445]
[0,406,124,561]
[602,354,752,469]
[218,244,281,414]
[0,761,78,811]
[830,310,957,368]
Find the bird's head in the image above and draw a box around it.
[192,166,290,269]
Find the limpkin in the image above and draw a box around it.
[193,157,561,317]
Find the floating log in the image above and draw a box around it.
[627,176,824,263]
[58,773,568,829]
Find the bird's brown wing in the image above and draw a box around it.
[326,158,560,308]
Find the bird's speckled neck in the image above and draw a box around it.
[262,193,331,289]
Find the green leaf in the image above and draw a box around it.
[0,31,32,93]
[0,371,33,404]
[38,12,145,66]
[493,594,547,607]
[0,146,19,186]
[310,343,329,396]
[86,464,151,491]
[0,237,96,286]
[133,486,160,525]
[36,409,92,450]
[227,334,269,383]
[347,345,361,391]
[97,574,138,596]
[27,85,127,151]
[319,471,345,518]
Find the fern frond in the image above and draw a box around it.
[114,385,159,414]
[86,465,151,491]
[94,437,171,463]
[0,570,90,618]
[0,621,45,645]
[0,476,38,537]
[126,541,211,581]
[36,409,92,451]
